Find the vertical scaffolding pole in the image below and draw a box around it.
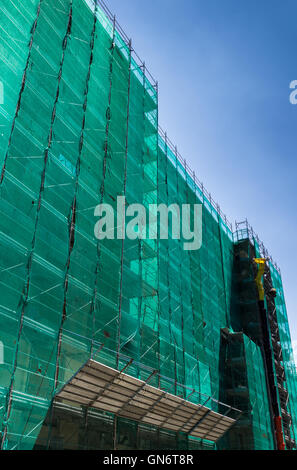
[116,38,132,369]
[90,13,116,358]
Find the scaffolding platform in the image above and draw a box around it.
[56,359,238,442]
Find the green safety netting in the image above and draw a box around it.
[0,0,296,451]
[244,335,274,450]
[270,264,297,443]
[219,331,274,450]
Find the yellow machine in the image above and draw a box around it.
[254,258,266,301]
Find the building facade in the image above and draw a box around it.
[0,0,296,450]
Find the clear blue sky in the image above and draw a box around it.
[106,0,297,353]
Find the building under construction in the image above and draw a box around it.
[0,0,297,451]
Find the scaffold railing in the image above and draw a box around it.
[234,219,281,274]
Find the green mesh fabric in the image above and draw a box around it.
[0,0,296,451]
[243,335,274,449]
[270,264,297,443]
[218,332,274,450]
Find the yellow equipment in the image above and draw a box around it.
[254,258,266,301]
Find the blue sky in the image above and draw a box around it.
[106,0,297,356]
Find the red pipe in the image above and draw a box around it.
[274,416,286,450]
